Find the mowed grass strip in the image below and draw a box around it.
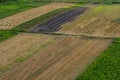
[76,38,120,80]
[0,30,18,42]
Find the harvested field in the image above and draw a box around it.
[0,3,72,29]
[0,34,111,80]
[0,33,58,72]
[56,4,120,38]
[30,7,88,33]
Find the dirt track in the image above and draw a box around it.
[0,33,111,80]
[30,7,88,33]
[0,3,72,29]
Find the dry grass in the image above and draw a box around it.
[0,35,111,80]
[0,33,58,72]
[57,4,120,38]
[0,3,73,29]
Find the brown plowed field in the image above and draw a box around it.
[0,33,111,80]
[0,3,72,29]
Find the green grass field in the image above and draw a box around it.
[0,1,48,19]
[76,38,120,80]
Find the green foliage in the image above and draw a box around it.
[76,39,120,80]
[0,30,18,42]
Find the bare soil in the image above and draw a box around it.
[0,3,72,29]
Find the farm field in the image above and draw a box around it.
[76,38,120,80]
[0,33,58,73]
[0,0,120,80]
[0,3,72,29]
[0,33,111,80]
[56,4,120,38]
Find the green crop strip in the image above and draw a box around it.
[76,38,120,80]
[0,30,19,42]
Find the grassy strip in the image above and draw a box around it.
[13,5,82,32]
[0,1,49,19]
[0,30,19,42]
[76,39,120,80]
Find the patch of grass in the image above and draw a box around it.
[0,1,48,19]
[112,18,120,23]
[13,5,82,32]
[76,39,120,80]
[0,30,19,42]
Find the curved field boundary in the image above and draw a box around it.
[0,33,111,80]
[0,3,73,30]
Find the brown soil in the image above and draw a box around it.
[0,3,72,29]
